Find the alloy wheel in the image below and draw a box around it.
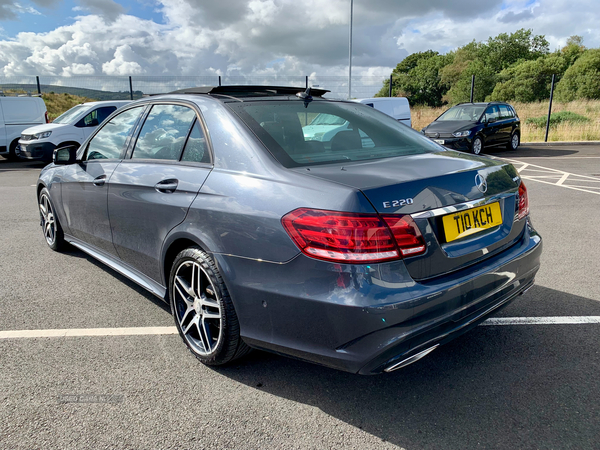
[511,134,519,150]
[472,138,482,155]
[39,193,56,246]
[172,260,223,355]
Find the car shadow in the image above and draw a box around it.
[209,285,600,449]
[0,158,47,171]
[62,245,171,314]
[487,146,579,158]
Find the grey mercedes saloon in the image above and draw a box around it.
[36,86,542,374]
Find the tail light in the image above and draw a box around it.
[44,111,49,123]
[281,208,426,264]
[517,181,529,220]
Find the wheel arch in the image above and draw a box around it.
[36,181,47,200]
[161,231,214,288]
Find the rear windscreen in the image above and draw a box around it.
[228,100,439,168]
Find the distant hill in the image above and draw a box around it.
[0,83,144,101]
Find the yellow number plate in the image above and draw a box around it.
[442,202,502,242]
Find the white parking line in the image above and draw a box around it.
[1,318,599,339]
[0,326,178,339]
[503,158,600,195]
[514,156,600,159]
[480,316,600,326]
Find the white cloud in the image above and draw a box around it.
[0,0,598,93]
[102,44,144,75]
[13,3,42,15]
[395,0,600,54]
[62,62,95,75]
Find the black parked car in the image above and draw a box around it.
[37,87,541,374]
[422,102,520,155]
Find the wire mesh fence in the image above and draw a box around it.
[0,75,389,100]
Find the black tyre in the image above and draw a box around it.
[169,247,250,366]
[38,187,65,251]
[7,139,19,161]
[471,136,483,155]
[507,132,520,150]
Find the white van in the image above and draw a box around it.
[18,100,131,162]
[0,95,48,160]
[351,97,411,126]
[302,97,412,147]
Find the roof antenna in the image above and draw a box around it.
[296,87,313,108]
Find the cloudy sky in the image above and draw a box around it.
[0,0,599,80]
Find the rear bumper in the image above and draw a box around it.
[217,219,542,374]
[17,141,56,161]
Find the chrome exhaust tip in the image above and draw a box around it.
[384,344,440,373]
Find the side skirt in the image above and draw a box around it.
[65,235,167,301]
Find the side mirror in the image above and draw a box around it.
[53,146,78,165]
[487,117,497,124]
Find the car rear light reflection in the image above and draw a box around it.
[517,181,529,220]
[282,208,426,264]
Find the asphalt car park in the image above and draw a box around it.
[1,144,599,449]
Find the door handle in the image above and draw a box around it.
[93,175,107,186]
[155,179,178,193]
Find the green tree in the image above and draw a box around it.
[439,41,480,87]
[379,29,556,106]
[561,35,586,67]
[479,28,549,73]
[555,49,600,101]
[393,50,439,74]
[443,59,496,104]
[439,29,549,104]
[490,54,568,102]
[377,51,452,106]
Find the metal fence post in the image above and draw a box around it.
[470,75,475,102]
[544,74,556,143]
[389,74,393,97]
[129,76,133,100]
[36,76,41,95]
[218,76,221,86]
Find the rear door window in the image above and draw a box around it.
[131,104,197,161]
[181,120,210,163]
[484,105,500,122]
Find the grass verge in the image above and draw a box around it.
[42,92,94,120]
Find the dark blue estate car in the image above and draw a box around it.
[37,86,541,374]
[422,102,521,155]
